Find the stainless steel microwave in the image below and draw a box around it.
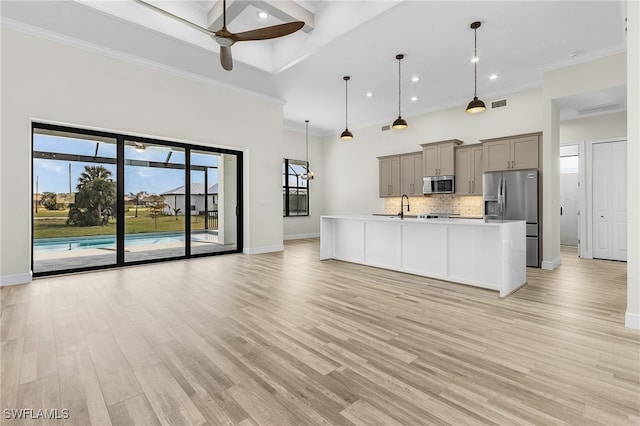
[423,176,455,194]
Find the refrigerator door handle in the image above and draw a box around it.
[497,177,504,216]
[501,176,506,216]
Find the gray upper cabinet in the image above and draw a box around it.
[421,139,463,176]
[455,145,483,195]
[482,134,540,172]
[379,155,401,197]
[400,152,423,196]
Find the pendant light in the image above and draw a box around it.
[392,54,408,129]
[302,120,314,180]
[340,76,353,140]
[466,21,486,114]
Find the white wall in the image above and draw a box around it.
[282,128,324,239]
[542,53,627,270]
[627,0,640,330]
[560,112,628,262]
[560,111,627,143]
[320,87,543,217]
[0,28,285,284]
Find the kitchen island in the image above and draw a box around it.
[320,215,526,297]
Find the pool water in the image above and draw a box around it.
[33,232,186,253]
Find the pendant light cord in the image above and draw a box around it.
[397,57,402,117]
[474,27,478,98]
[305,120,309,164]
[344,78,349,128]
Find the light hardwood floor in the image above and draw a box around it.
[1,240,639,425]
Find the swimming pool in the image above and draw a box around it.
[33,232,187,253]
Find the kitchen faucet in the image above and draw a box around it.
[399,194,410,219]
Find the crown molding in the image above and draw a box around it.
[1,18,286,106]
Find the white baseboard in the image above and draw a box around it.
[283,233,320,241]
[625,312,640,330]
[541,257,562,270]
[243,244,285,255]
[0,272,33,287]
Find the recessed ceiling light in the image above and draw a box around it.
[411,76,420,82]
[366,92,374,97]
[257,11,268,19]
[471,56,480,63]
[489,74,498,80]
[410,96,418,102]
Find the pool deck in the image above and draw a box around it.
[33,234,237,273]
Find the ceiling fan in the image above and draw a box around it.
[134,0,305,71]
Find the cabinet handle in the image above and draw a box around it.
[410,183,414,194]
[468,181,471,193]
[388,184,391,195]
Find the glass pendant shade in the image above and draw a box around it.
[466,21,486,114]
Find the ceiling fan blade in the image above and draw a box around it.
[232,21,305,42]
[220,46,233,71]
[134,0,214,37]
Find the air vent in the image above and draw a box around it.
[576,102,623,115]
[491,99,507,109]
[381,124,391,132]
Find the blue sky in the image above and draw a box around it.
[34,134,219,195]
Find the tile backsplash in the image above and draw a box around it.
[384,195,483,216]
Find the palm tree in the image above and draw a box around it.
[67,165,116,226]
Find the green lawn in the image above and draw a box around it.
[34,209,210,239]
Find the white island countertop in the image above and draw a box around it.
[320,215,527,297]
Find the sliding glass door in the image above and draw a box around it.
[124,141,186,262]
[32,123,242,276]
[189,150,238,255]
[33,129,118,274]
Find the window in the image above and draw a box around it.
[283,159,309,216]
[560,155,579,174]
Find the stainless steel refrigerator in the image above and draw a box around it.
[483,169,539,267]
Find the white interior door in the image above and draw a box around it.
[592,141,627,261]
